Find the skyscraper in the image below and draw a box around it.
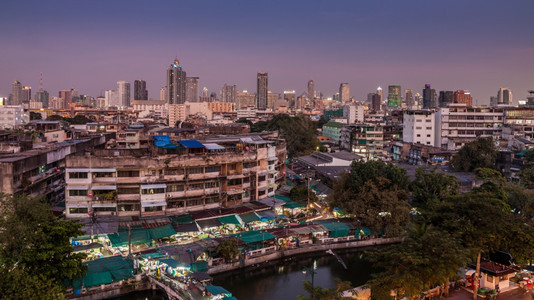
[166,58,187,104]
[371,93,381,111]
[202,87,209,98]
[35,90,49,108]
[160,87,166,101]
[454,90,473,106]
[405,89,414,107]
[498,88,513,105]
[256,72,268,110]
[117,81,131,107]
[339,83,350,103]
[387,85,402,107]
[105,89,119,107]
[11,80,22,105]
[307,79,315,99]
[186,77,199,102]
[59,89,72,109]
[283,90,296,108]
[21,86,31,103]
[221,84,237,103]
[134,80,148,100]
[376,86,383,104]
[422,84,437,109]
[438,91,454,107]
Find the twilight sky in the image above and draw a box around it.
[1,0,533,105]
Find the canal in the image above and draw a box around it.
[212,248,376,300]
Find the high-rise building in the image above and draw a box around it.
[283,90,296,108]
[371,93,381,111]
[202,87,209,98]
[307,79,315,99]
[21,86,31,103]
[256,72,268,110]
[454,90,473,107]
[498,88,513,105]
[339,83,350,103]
[387,85,402,107]
[221,84,237,103]
[166,58,186,104]
[422,84,437,109]
[160,87,166,101]
[376,86,383,103]
[105,89,119,107]
[59,89,73,109]
[35,90,49,108]
[405,89,414,107]
[117,81,131,107]
[186,77,199,102]
[134,80,148,100]
[11,80,22,105]
[438,91,454,107]
[267,92,279,110]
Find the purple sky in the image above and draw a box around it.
[1,0,533,105]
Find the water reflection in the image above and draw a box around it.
[213,249,376,300]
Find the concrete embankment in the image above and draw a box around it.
[208,237,401,275]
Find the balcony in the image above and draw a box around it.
[117,194,141,202]
[117,177,140,184]
[92,177,117,184]
[166,190,185,198]
[227,185,244,195]
[163,174,185,181]
[205,187,220,195]
[185,189,205,197]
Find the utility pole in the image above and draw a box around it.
[128,224,132,256]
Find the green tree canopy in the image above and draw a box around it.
[30,111,42,120]
[410,167,459,209]
[216,238,240,262]
[0,194,86,297]
[290,185,318,203]
[450,137,498,172]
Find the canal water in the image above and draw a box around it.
[212,248,376,300]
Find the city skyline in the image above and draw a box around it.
[1,0,533,104]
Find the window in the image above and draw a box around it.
[426,127,432,130]
[69,172,88,179]
[205,166,221,173]
[258,176,266,182]
[164,168,184,175]
[188,183,204,190]
[186,167,204,175]
[205,196,219,204]
[187,198,203,207]
[204,181,219,188]
[427,134,431,137]
[227,178,242,186]
[415,127,422,130]
[118,204,140,211]
[167,184,184,192]
[94,172,114,178]
[117,185,140,194]
[93,207,116,212]
[145,206,163,212]
[167,200,185,208]
[258,190,266,196]
[69,190,88,196]
[141,188,165,194]
[117,170,139,177]
[416,134,421,137]
[416,119,422,122]
[243,162,257,168]
[69,207,88,214]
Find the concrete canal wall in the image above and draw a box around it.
[208,237,402,275]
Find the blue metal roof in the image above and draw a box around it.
[178,140,205,148]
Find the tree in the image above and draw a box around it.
[0,194,86,297]
[450,137,498,172]
[298,279,353,300]
[0,267,65,300]
[235,118,253,128]
[216,238,240,262]
[519,167,534,189]
[290,185,318,203]
[46,114,64,121]
[410,167,459,209]
[30,111,42,120]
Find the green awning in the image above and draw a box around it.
[190,261,209,272]
[159,258,185,268]
[148,224,176,240]
[355,227,372,237]
[239,212,260,223]
[108,227,150,247]
[275,195,292,202]
[170,214,194,224]
[232,230,275,244]
[315,220,351,238]
[83,271,113,287]
[284,201,306,209]
[218,215,242,225]
[205,285,232,296]
[141,252,166,259]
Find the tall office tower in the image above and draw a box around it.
[308,79,315,99]
[35,90,49,108]
[11,80,22,105]
[339,83,350,103]
[423,83,437,108]
[376,86,383,103]
[454,90,473,106]
[59,89,73,109]
[498,88,513,105]
[267,92,279,110]
[202,87,209,98]
[160,87,166,101]
[438,91,454,107]
[371,93,381,111]
[414,93,423,106]
[405,89,414,107]
[367,93,375,103]
[387,85,402,107]
[490,96,498,106]
[186,77,199,102]
[166,58,186,104]
[105,89,119,107]
[283,90,296,108]
[221,84,237,103]
[134,80,148,100]
[256,72,268,110]
[21,86,31,103]
[117,81,131,107]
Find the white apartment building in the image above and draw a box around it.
[132,100,168,118]
[168,104,186,127]
[403,110,436,146]
[0,105,29,129]
[435,103,504,150]
[343,104,364,124]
